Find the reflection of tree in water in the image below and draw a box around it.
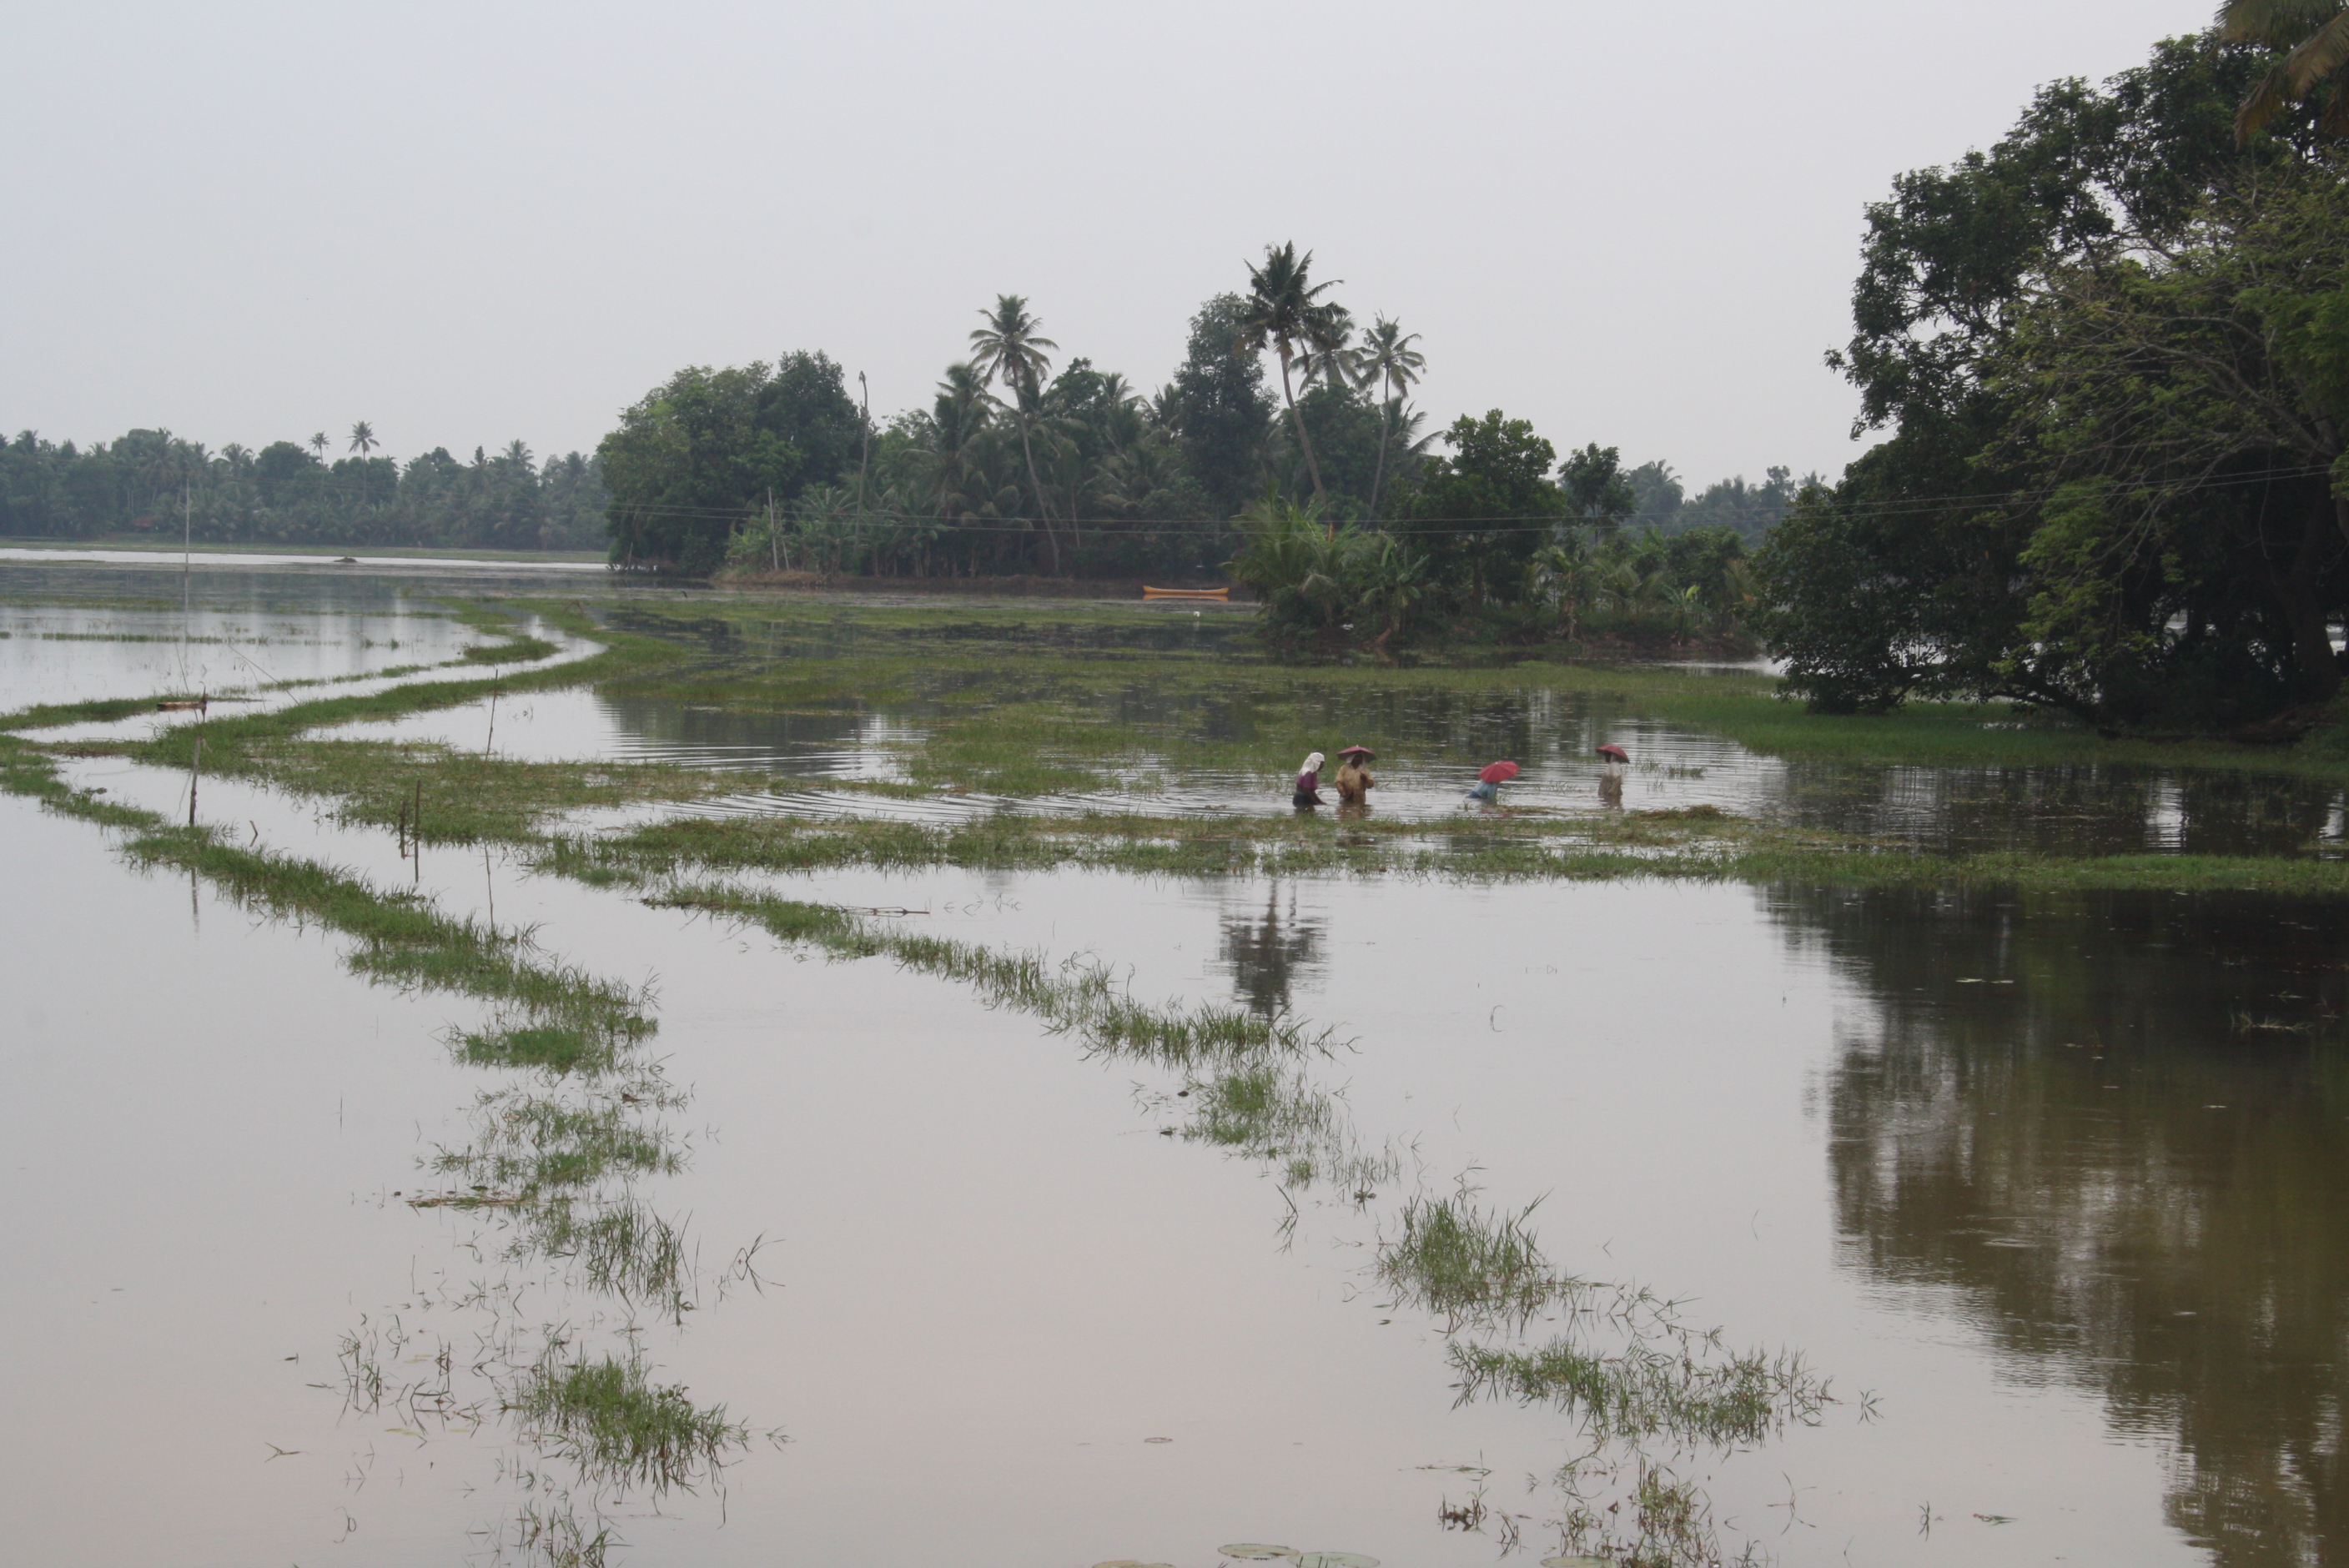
[1214,883,1326,1018]
[1770,761,2347,857]
[1769,884,2349,1566]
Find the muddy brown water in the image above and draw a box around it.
[5,567,2349,1566]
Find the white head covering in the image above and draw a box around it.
[1300,751,1325,775]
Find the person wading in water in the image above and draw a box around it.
[1333,745,1376,805]
[1292,751,1326,808]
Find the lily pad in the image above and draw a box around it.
[1296,1555,1380,1567]
[1219,1547,1300,1561]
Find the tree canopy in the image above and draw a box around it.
[1756,29,2349,731]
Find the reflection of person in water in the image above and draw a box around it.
[1333,745,1376,805]
[1292,751,1326,807]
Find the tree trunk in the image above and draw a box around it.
[1366,388,1392,523]
[2256,497,2343,702]
[1016,414,1059,576]
[1278,346,1328,517]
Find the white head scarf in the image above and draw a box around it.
[1300,751,1325,775]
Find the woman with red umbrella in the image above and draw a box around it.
[1466,759,1518,805]
[1597,743,1628,807]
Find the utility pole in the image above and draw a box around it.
[852,372,872,573]
[857,371,872,515]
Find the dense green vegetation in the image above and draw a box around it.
[588,250,1797,593]
[1758,26,2349,736]
[0,423,607,550]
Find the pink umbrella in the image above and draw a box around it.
[1596,744,1630,763]
[1478,761,1521,784]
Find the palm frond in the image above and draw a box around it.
[2236,59,2303,141]
[2217,0,2342,45]
[2281,9,2349,92]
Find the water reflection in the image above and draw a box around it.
[1774,885,2349,1566]
[1213,883,1326,1018]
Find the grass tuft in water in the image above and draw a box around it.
[1376,1194,1587,1329]
[1185,1063,1402,1194]
[457,1023,621,1075]
[508,1353,758,1496]
[1448,1325,1828,1448]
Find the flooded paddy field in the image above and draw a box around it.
[6,563,2349,1567]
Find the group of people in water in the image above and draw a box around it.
[1290,746,1377,807]
[1289,742,1629,809]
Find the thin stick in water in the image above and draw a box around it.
[189,735,202,827]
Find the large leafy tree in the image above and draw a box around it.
[1558,443,1638,535]
[1236,243,1351,507]
[1159,293,1277,520]
[1403,410,1564,606]
[597,352,860,568]
[968,294,1063,574]
[1757,31,2349,727]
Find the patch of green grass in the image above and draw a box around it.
[509,1353,757,1495]
[2,694,204,731]
[1376,1194,1586,1329]
[546,802,2349,895]
[245,742,733,843]
[1449,1332,1827,1449]
[457,1023,619,1074]
[1184,1063,1401,1194]
[429,1083,681,1197]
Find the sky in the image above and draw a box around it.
[1,0,2219,491]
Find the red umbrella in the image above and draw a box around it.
[1478,761,1521,784]
[1596,744,1630,763]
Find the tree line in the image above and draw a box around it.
[596,244,1803,651]
[0,423,609,551]
[1756,13,2349,735]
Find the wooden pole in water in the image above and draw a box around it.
[189,735,201,827]
[413,780,423,881]
[397,792,408,857]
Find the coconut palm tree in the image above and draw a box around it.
[2221,1,2349,142]
[1354,315,1426,522]
[1237,243,1350,508]
[348,420,379,507]
[968,294,1064,574]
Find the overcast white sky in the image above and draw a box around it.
[2,1,2217,490]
